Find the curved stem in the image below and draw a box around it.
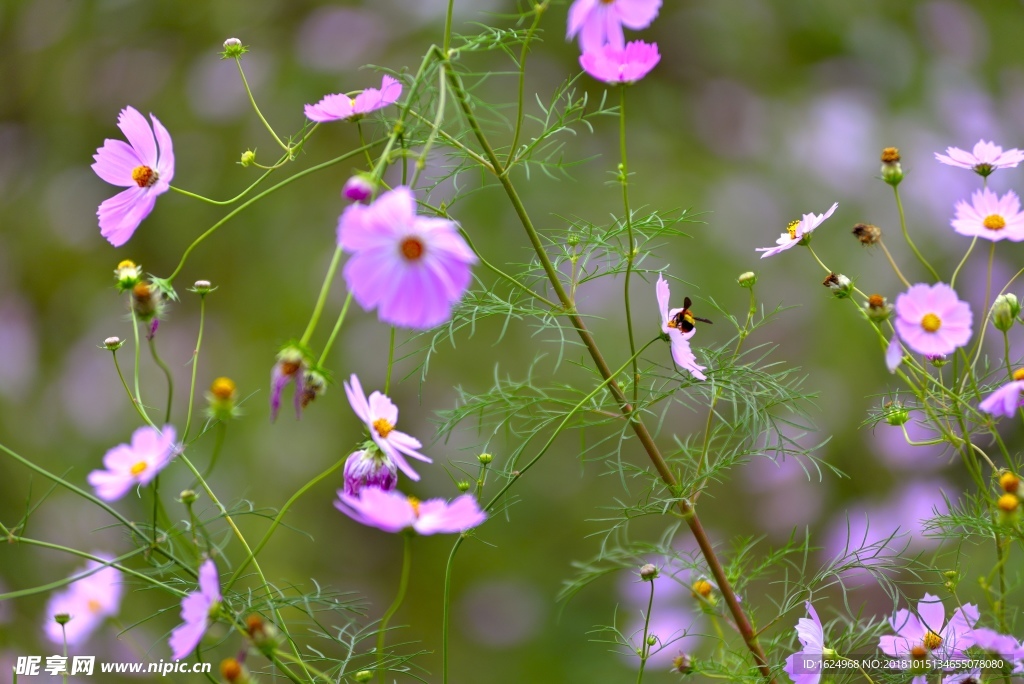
[111,350,154,427]
[892,185,940,281]
[299,245,344,347]
[377,532,413,684]
[410,68,448,189]
[183,296,207,442]
[619,85,639,405]
[876,239,911,288]
[234,57,290,153]
[130,308,154,427]
[950,236,977,289]
[201,422,227,480]
[168,164,276,206]
[384,327,396,394]
[505,2,547,169]
[317,292,353,366]
[635,579,656,684]
[148,336,174,425]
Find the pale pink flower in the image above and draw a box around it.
[338,186,477,329]
[334,487,486,535]
[783,602,826,684]
[344,374,431,481]
[91,106,174,247]
[580,41,660,84]
[87,425,178,501]
[567,0,662,54]
[894,283,972,357]
[886,335,904,373]
[936,140,1024,176]
[44,555,122,646]
[656,275,706,381]
[169,560,221,660]
[343,445,398,496]
[756,203,838,258]
[951,188,1024,242]
[978,370,1024,417]
[879,593,978,660]
[304,75,402,122]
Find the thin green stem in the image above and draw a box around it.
[950,236,977,289]
[168,164,276,206]
[112,350,154,427]
[201,422,227,480]
[317,292,353,366]
[635,579,656,684]
[130,308,154,427]
[148,336,174,425]
[384,328,396,394]
[893,185,940,281]
[234,57,290,153]
[299,245,344,347]
[410,67,448,189]
[877,239,911,288]
[505,2,547,169]
[619,85,639,405]
[962,241,997,393]
[184,295,207,442]
[377,533,413,684]
[443,0,456,54]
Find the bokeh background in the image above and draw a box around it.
[2,0,1024,681]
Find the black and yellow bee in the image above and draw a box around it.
[669,297,713,333]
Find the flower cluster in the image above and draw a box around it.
[570,0,662,84]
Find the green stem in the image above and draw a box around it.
[184,295,207,442]
[950,236,977,289]
[877,239,911,288]
[317,292,353,367]
[443,0,456,54]
[299,245,344,347]
[234,57,290,154]
[892,185,940,281]
[169,164,276,206]
[505,2,547,169]
[410,68,448,189]
[111,350,154,427]
[148,336,174,425]
[452,223,558,308]
[961,242,997,393]
[377,533,413,684]
[130,308,154,427]
[201,421,227,480]
[619,84,639,406]
[384,328,396,394]
[635,579,656,684]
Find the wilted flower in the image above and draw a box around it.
[44,555,123,645]
[978,369,1024,417]
[893,283,972,357]
[656,275,706,381]
[880,147,903,185]
[822,273,852,298]
[297,368,327,411]
[270,345,307,422]
[951,189,1024,242]
[852,222,882,246]
[304,75,402,122]
[865,294,892,321]
[130,281,165,339]
[580,41,660,84]
[344,374,431,481]
[169,560,221,660]
[92,107,174,247]
[219,658,248,684]
[756,203,838,258]
[338,186,477,329]
[935,140,1024,176]
[783,602,829,684]
[879,593,978,660]
[87,425,178,501]
[567,0,662,54]
[334,487,486,534]
[343,444,398,496]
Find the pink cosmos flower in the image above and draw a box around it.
[886,335,904,373]
[338,186,477,329]
[91,106,174,247]
[44,555,123,646]
[756,203,838,258]
[334,487,486,534]
[783,602,826,684]
[978,370,1024,417]
[656,275,706,381]
[304,75,402,122]
[169,560,221,660]
[87,425,178,501]
[343,445,399,496]
[580,41,660,84]
[879,593,978,661]
[951,188,1024,242]
[894,283,972,357]
[935,140,1024,176]
[344,374,431,481]
[567,0,662,54]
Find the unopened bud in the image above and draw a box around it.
[852,223,882,246]
[103,336,124,351]
[1000,471,1021,494]
[54,613,71,626]
[865,294,892,321]
[478,453,493,465]
[457,480,471,492]
[737,271,757,288]
[179,490,198,505]
[822,273,853,299]
[691,580,713,599]
[927,354,948,367]
[354,672,373,683]
[343,175,375,203]
[221,38,247,59]
[567,230,580,246]
[880,147,904,186]
[640,564,659,581]
[239,149,256,167]
[998,493,1019,513]
[671,653,693,674]
[191,280,215,296]
[114,260,142,291]
[646,634,658,646]
[991,293,1020,332]
[885,402,910,426]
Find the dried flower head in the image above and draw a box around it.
[852,223,882,245]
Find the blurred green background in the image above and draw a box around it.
[3,0,1024,681]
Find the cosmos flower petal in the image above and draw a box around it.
[151,113,175,183]
[915,594,946,635]
[979,381,1024,417]
[656,274,671,326]
[98,186,156,247]
[304,93,356,122]
[886,336,903,373]
[116,106,158,167]
[169,601,209,660]
[580,40,660,84]
[567,0,599,38]
[344,374,372,424]
[198,560,221,604]
[414,494,486,534]
[92,139,145,186]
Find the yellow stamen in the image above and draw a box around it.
[117,260,136,270]
[87,598,102,613]
[408,496,421,517]
[786,220,801,240]
[922,631,942,650]
[691,580,713,598]
[983,214,1006,231]
[210,377,237,400]
[130,461,147,476]
[373,418,395,438]
[1013,368,1024,382]
[921,313,941,332]
[131,165,158,188]
[998,493,1019,512]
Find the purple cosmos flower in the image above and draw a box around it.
[87,425,178,501]
[304,75,402,122]
[879,593,978,661]
[567,0,662,54]
[91,106,174,247]
[270,346,306,422]
[756,203,838,258]
[783,602,826,684]
[169,560,221,660]
[951,188,1024,242]
[656,275,706,380]
[978,369,1024,417]
[343,445,398,496]
[44,554,122,646]
[935,140,1024,176]
[893,283,972,357]
[338,186,477,329]
[580,41,660,84]
[334,486,486,534]
[344,374,431,481]
[343,175,374,203]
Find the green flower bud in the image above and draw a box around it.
[478,453,493,465]
[103,336,125,351]
[239,149,256,167]
[737,271,757,288]
[457,481,471,492]
[190,279,215,296]
[880,147,903,186]
[991,293,1020,332]
[222,38,248,59]
[640,563,659,581]
[354,671,373,683]
[885,403,909,426]
[179,489,198,505]
[114,260,143,292]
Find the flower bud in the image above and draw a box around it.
[179,490,198,505]
[1000,471,1021,494]
[691,579,713,599]
[478,453,493,465]
[927,354,948,367]
[343,175,375,203]
[640,563,659,581]
[671,653,693,674]
[880,147,903,186]
[221,38,247,59]
[991,293,1020,332]
[206,377,240,421]
[131,281,162,321]
[997,493,1021,526]
[246,613,282,653]
[103,336,124,351]
[114,260,142,291]
[344,444,398,496]
[852,223,882,246]
[457,480,471,492]
[567,230,580,247]
[737,271,757,288]
[884,402,910,426]
[865,294,892,321]
[354,672,373,683]
[646,634,658,646]
[220,658,249,684]
[822,273,853,299]
[54,613,71,626]
[239,149,256,167]
[190,279,215,296]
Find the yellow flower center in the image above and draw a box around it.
[998,493,1019,512]
[408,496,421,517]
[1013,368,1024,381]
[117,259,137,270]
[400,236,425,261]
[373,418,395,438]
[921,313,942,332]
[786,220,800,240]
[691,580,713,598]
[983,214,1006,231]
[87,598,102,614]
[922,631,943,650]
[1000,471,1021,492]
[130,461,148,476]
[131,165,158,188]
[210,377,237,401]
